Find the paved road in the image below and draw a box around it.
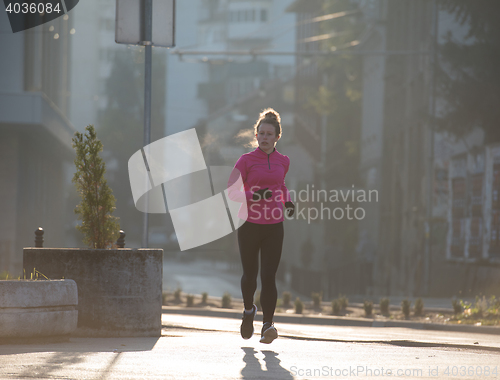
[163,258,295,301]
[162,258,465,310]
[0,313,499,380]
[163,258,242,298]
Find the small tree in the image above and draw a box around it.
[331,300,341,315]
[311,292,322,310]
[414,298,424,316]
[380,298,390,316]
[295,297,304,314]
[282,291,291,308]
[401,299,411,319]
[363,300,373,317]
[222,292,232,308]
[72,125,120,248]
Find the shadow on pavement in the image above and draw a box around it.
[16,351,88,379]
[0,337,160,355]
[12,350,127,380]
[241,347,293,380]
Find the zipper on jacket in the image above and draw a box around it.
[267,153,270,169]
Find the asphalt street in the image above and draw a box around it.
[161,257,472,309]
[0,313,499,380]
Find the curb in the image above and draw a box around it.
[162,306,500,335]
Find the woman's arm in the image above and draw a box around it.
[279,157,292,204]
[281,158,295,216]
[227,156,255,203]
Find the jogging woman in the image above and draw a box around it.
[228,108,294,344]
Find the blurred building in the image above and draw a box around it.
[360,0,500,297]
[68,0,113,131]
[358,0,436,297]
[166,0,296,139]
[432,10,500,296]
[284,0,327,297]
[285,0,368,298]
[0,10,75,274]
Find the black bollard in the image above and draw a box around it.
[35,227,44,247]
[116,230,126,248]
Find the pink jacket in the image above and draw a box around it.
[228,147,291,224]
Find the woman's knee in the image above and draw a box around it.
[260,271,277,287]
[242,273,258,286]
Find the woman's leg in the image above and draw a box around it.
[259,222,284,324]
[238,222,261,310]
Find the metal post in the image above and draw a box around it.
[423,0,438,296]
[321,73,328,299]
[142,0,152,248]
[34,227,44,248]
[117,230,126,248]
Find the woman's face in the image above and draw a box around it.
[256,123,280,152]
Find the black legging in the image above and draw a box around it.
[238,221,284,324]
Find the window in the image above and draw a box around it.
[260,9,267,22]
[451,218,465,258]
[469,217,483,259]
[451,178,466,218]
[470,173,483,217]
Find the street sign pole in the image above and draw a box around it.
[115,0,175,248]
[142,0,152,248]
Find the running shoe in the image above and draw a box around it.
[259,322,278,344]
[240,304,257,339]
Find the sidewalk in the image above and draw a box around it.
[0,312,499,380]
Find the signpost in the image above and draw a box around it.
[115,0,175,247]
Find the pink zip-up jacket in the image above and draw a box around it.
[227,147,291,224]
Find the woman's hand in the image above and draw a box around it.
[252,187,273,201]
[285,201,295,217]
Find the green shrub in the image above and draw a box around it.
[414,298,424,316]
[364,300,373,317]
[312,292,322,310]
[72,125,120,248]
[222,292,232,308]
[487,296,500,315]
[401,299,411,318]
[162,292,168,305]
[174,287,182,303]
[338,294,349,310]
[332,300,341,315]
[202,292,208,304]
[380,298,390,315]
[0,271,12,280]
[282,291,291,308]
[475,295,487,318]
[454,296,500,321]
[295,297,304,314]
[186,294,194,307]
[0,271,23,280]
[24,268,49,281]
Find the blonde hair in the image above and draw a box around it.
[253,108,281,136]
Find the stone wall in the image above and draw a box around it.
[0,279,77,338]
[23,248,163,337]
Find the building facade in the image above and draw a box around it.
[0,9,75,274]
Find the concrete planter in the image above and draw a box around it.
[0,279,78,338]
[23,248,163,337]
